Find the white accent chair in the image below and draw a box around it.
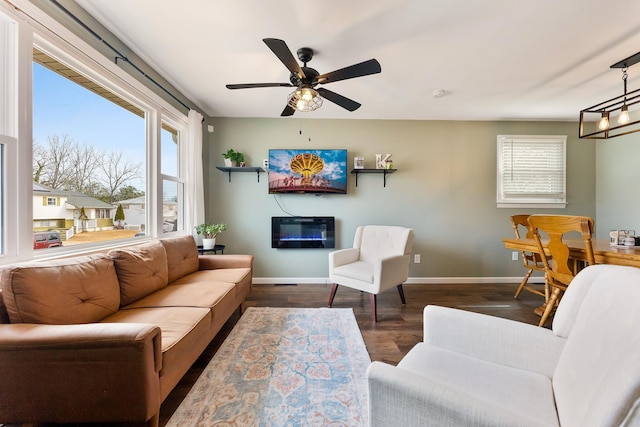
[328,225,414,322]
[367,264,640,426]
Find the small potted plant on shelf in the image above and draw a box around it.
[195,222,227,250]
[222,149,244,167]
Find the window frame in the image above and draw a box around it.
[496,134,567,209]
[0,0,191,265]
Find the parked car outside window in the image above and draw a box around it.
[33,231,62,249]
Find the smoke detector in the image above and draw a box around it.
[432,89,447,98]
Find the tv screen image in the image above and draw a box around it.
[268,149,347,194]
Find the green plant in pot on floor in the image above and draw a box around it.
[222,149,244,167]
[195,223,227,249]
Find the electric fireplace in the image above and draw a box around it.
[271,216,335,249]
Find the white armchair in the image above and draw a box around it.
[328,225,414,321]
[367,264,640,426]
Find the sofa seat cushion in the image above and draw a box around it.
[110,240,169,306]
[398,342,559,426]
[171,268,251,287]
[1,254,120,324]
[101,306,210,355]
[161,235,199,283]
[332,261,373,284]
[122,282,236,312]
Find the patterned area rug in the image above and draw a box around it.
[167,307,371,426]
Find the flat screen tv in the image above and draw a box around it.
[268,149,347,194]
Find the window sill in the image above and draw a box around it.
[497,202,567,209]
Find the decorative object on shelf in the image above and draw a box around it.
[354,156,364,169]
[375,153,392,169]
[385,159,393,169]
[195,223,227,250]
[222,149,244,167]
[579,50,640,139]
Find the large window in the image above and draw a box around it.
[0,1,193,263]
[496,135,567,208]
[32,49,148,247]
[0,11,17,257]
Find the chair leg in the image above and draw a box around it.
[514,268,534,298]
[328,284,339,307]
[397,284,406,305]
[539,287,561,327]
[370,294,377,322]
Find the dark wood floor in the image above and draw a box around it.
[159,281,545,425]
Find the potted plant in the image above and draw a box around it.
[195,223,227,249]
[222,149,244,167]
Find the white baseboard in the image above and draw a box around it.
[252,276,545,285]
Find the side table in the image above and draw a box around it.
[197,244,225,255]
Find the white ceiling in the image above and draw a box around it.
[76,0,640,121]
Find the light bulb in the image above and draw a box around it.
[296,99,306,110]
[619,105,630,124]
[598,113,610,131]
[301,88,314,102]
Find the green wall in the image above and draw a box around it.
[207,118,596,283]
[596,132,640,238]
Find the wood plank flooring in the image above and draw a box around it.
[159,282,545,425]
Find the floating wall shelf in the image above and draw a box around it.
[350,168,397,187]
[216,166,265,182]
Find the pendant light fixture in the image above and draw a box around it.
[579,51,640,139]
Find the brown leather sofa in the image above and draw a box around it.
[0,235,253,426]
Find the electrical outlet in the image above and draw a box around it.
[512,251,519,261]
[414,254,421,263]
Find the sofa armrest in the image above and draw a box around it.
[422,306,564,377]
[198,254,253,270]
[367,361,542,427]
[0,323,162,424]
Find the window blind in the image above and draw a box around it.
[497,135,567,207]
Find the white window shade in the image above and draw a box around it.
[497,135,567,208]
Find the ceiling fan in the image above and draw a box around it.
[226,38,382,116]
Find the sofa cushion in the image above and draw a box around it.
[332,260,374,283]
[398,342,559,426]
[161,235,199,283]
[110,240,168,306]
[170,268,251,287]
[0,254,120,324]
[122,281,236,311]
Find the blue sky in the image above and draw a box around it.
[32,62,148,189]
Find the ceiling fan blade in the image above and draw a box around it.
[317,88,361,111]
[226,83,292,89]
[263,38,305,79]
[317,59,381,85]
[281,105,295,116]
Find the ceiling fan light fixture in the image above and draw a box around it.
[288,87,323,112]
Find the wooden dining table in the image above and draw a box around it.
[502,237,640,268]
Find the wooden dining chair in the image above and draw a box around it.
[527,214,595,327]
[510,215,548,302]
